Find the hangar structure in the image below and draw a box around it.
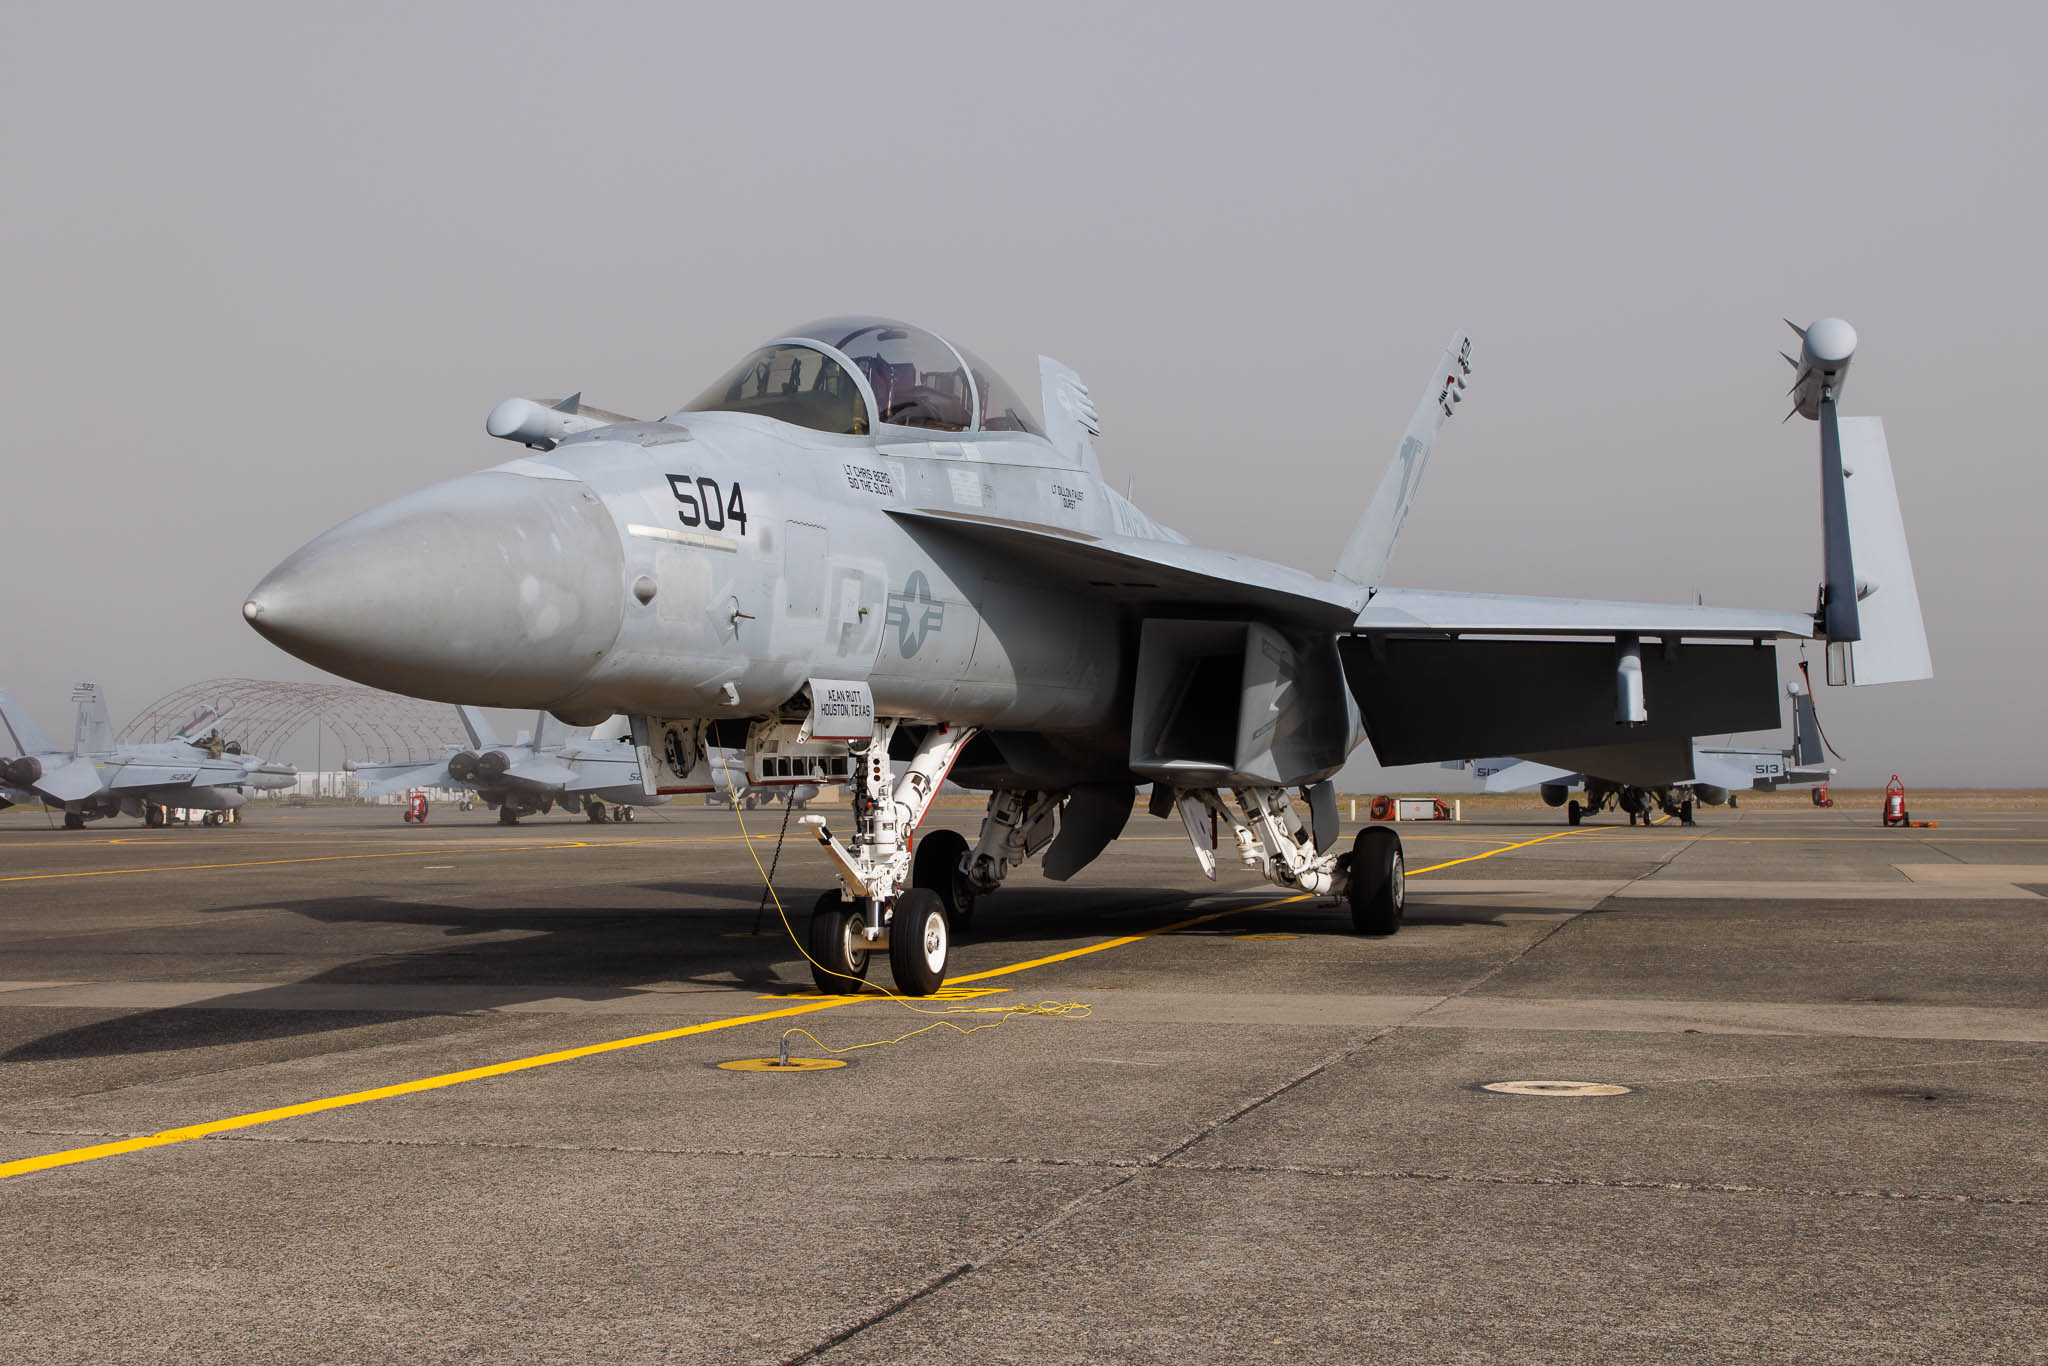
[116,678,465,766]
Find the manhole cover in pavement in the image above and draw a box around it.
[1479,1080,1633,1097]
[715,1057,849,1072]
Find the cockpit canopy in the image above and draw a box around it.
[680,316,1044,439]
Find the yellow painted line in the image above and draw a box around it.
[950,894,1311,984]
[0,816,1607,1184]
[0,997,853,1181]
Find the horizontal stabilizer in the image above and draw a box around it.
[35,756,106,803]
[357,761,453,799]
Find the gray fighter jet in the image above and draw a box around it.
[348,708,663,824]
[243,314,1928,994]
[1460,681,1835,826]
[1,684,296,828]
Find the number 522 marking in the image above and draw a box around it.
[666,475,749,533]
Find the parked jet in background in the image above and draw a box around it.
[245,313,1927,995]
[1458,681,1835,825]
[348,707,664,823]
[1,684,295,828]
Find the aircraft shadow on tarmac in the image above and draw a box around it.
[3,880,1525,1063]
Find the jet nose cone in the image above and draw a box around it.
[246,471,626,706]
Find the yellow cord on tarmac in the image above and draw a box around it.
[721,765,1089,1057]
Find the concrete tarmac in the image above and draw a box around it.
[1,801,2043,1364]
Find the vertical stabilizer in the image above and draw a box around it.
[532,711,592,752]
[1790,686,1823,767]
[0,688,57,756]
[1333,332,1472,589]
[457,706,502,751]
[1822,415,1931,685]
[1039,357,1103,480]
[72,684,112,757]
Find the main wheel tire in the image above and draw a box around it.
[1728,795,1740,809]
[1567,800,1582,827]
[145,805,164,828]
[586,802,607,824]
[807,890,870,994]
[1680,799,1695,827]
[498,807,518,825]
[63,811,86,830]
[912,828,976,931]
[889,888,949,996]
[1347,826,1404,936]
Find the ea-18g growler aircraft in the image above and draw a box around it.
[2,684,296,827]
[348,707,664,823]
[243,315,1928,994]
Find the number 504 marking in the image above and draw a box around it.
[666,475,749,534]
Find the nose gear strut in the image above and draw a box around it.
[800,723,978,996]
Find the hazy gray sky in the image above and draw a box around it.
[3,2,2041,785]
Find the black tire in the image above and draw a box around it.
[889,888,949,996]
[1680,800,1695,827]
[1728,795,1740,809]
[1567,800,1582,827]
[621,806,635,823]
[498,807,518,826]
[63,811,85,830]
[1347,826,1404,936]
[807,890,869,994]
[586,802,607,824]
[145,805,164,828]
[912,828,975,931]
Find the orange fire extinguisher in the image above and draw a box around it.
[1882,776,1908,828]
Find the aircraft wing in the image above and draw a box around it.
[355,760,454,799]
[1355,589,1815,640]
[1471,758,1579,793]
[887,508,1362,629]
[1692,746,1786,792]
[560,749,646,793]
[502,757,579,790]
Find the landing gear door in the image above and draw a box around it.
[629,717,711,795]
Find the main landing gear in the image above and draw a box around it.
[800,724,978,997]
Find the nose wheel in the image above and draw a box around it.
[888,888,949,996]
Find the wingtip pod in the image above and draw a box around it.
[1787,317,1857,421]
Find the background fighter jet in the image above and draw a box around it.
[243,314,1929,995]
[348,707,664,824]
[1457,682,1835,825]
[1,684,295,828]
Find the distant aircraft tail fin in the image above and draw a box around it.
[1332,332,1473,589]
[0,688,57,756]
[71,683,112,757]
[531,710,592,751]
[457,706,502,751]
